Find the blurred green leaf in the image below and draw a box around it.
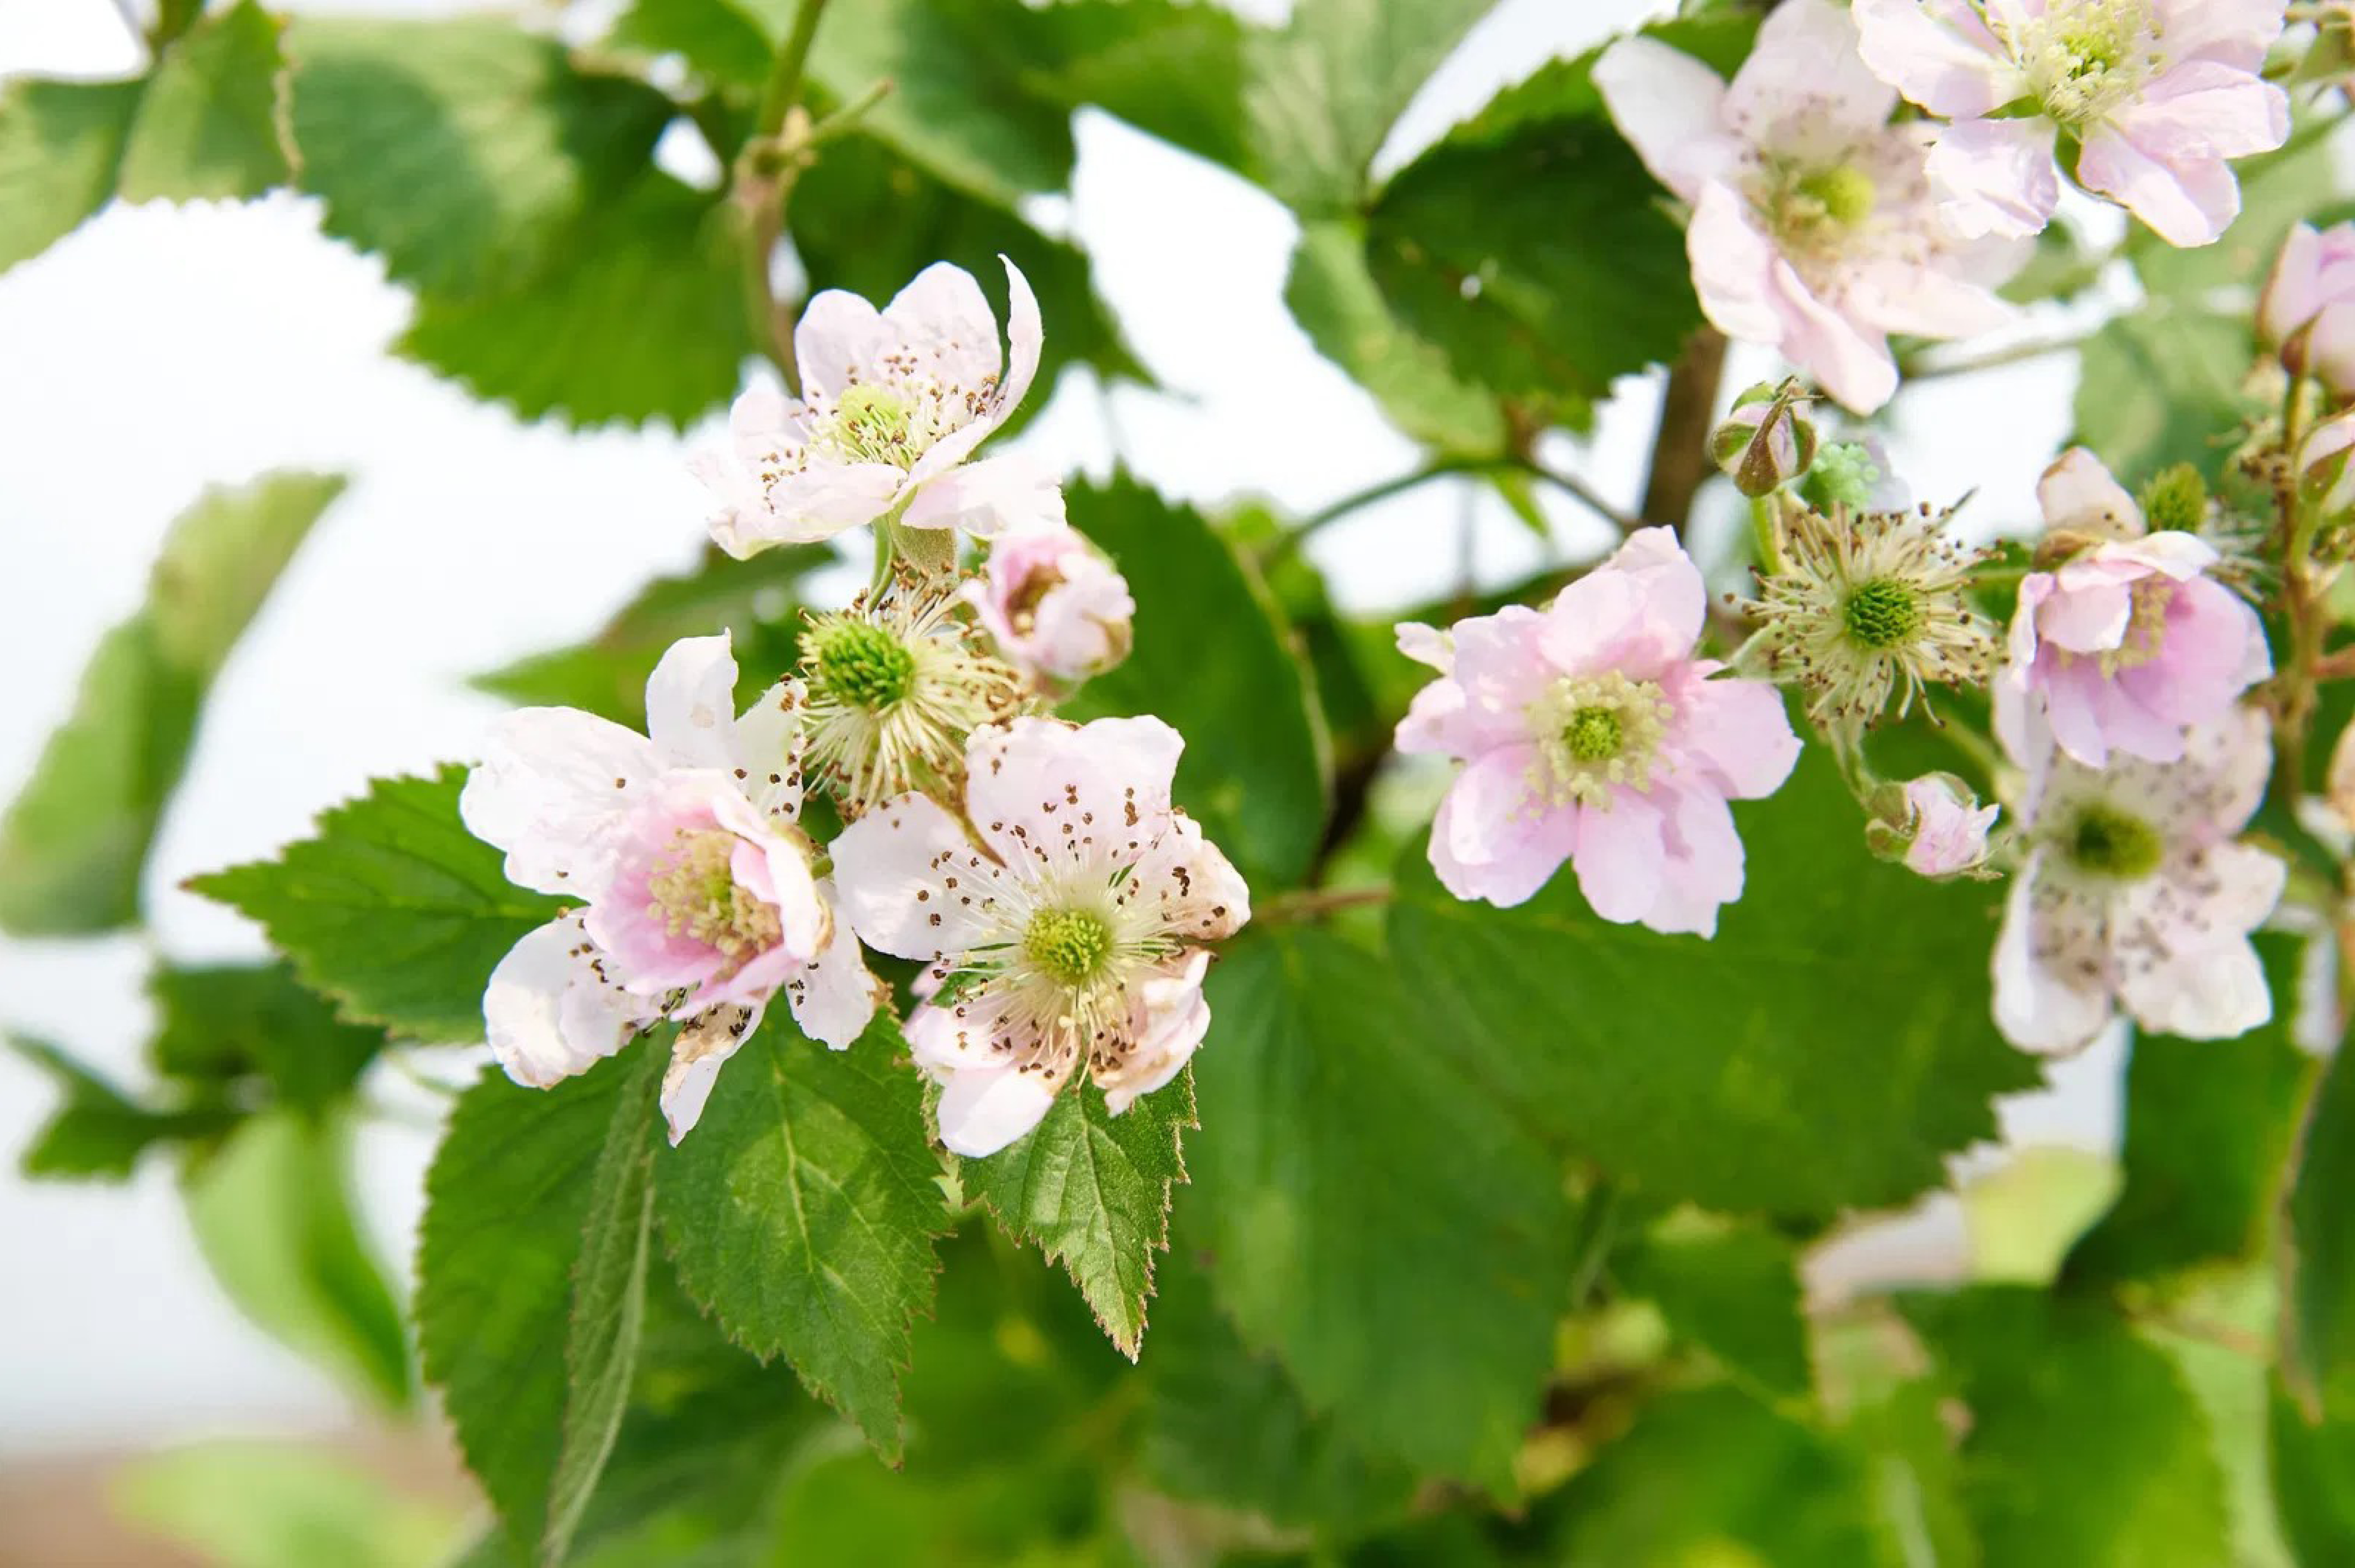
[9,1033,234,1181]
[1064,475,1330,889]
[2072,306,2258,485]
[1025,0,1253,171]
[185,1109,413,1412]
[655,1009,950,1459]
[118,0,291,202]
[1192,928,1577,1492]
[148,962,388,1117]
[187,765,561,1045]
[2273,1374,2355,1568]
[113,1440,466,1568]
[965,1072,1190,1359]
[0,470,344,936]
[2287,1020,2355,1407]
[1906,1287,2232,1565]
[1617,1213,1811,1400]
[418,1050,661,1560]
[285,17,673,296]
[1389,749,2040,1218]
[0,76,142,275]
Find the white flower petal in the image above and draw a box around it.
[486,917,644,1088]
[645,633,741,771]
[831,792,1000,960]
[461,709,664,898]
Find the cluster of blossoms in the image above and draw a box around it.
[1599,0,2291,409]
[465,261,1239,1157]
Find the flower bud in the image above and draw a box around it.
[1712,380,1818,498]
[2302,409,2355,520]
[1865,773,1998,879]
[966,524,1135,687]
[2261,221,2355,394]
[2137,463,2207,533]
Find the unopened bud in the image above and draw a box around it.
[2137,463,2207,532]
[1712,381,1818,498]
[2302,410,2355,520]
[1865,773,1998,879]
[2262,221,2355,394]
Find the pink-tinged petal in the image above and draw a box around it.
[1102,951,1212,1115]
[2077,676,2190,764]
[726,385,801,453]
[2036,581,2135,654]
[830,791,998,960]
[1395,675,1477,758]
[730,679,808,824]
[2039,661,2117,768]
[1428,750,1577,907]
[2076,123,2242,250]
[709,460,909,556]
[2155,0,2287,71]
[2261,223,2326,346]
[485,917,642,1088]
[1726,0,1896,147]
[1901,777,1998,877]
[2116,580,2267,728]
[1644,781,1746,938]
[794,288,893,401]
[1542,526,1706,679]
[1395,622,1452,673]
[2114,60,2291,161]
[1572,790,1669,925]
[901,452,1064,538]
[1843,255,2016,339]
[997,254,1044,419]
[2096,531,2221,581]
[965,715,1184,868]
[1593,36,1737,203]
[1853,0,2022,116]
[659,1002,763,1145]
[462,708,663,899]
[1991,864,2115,1054]
[2038,446,2143,534]
[1926,118,2062,240]
[882,260,1002,392]
[1770,260,1898,413]
[932,1062,1060,1157]
[1688,183,1789,348]
[1450,603,1557,710]
[1674,677,1802,799]
[644,634,741,771]
[784,883,883,1049]
[2312,304,2355,395]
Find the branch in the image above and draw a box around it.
[1259,454,1639,570]
[1640,327,1728,534]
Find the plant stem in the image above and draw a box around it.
[1903,333,2088,381]
[1262,455,1637,569]
[2275,373,2324,816]
[1641,326,1727,534]
[1256,885,1395,925]
[758,0,830,139]
[732,0,838,394]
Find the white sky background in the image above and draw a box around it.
[0,0,2109,1454]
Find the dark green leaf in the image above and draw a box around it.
[0,76,142,275]
[656,1010,949,1458]
[1389,748,2040,1219]
[2073,306,2258,485]
[965,1072,1190,1358]
[2067,936,2313,1285]
[185,1109,413,1411]
[9,1034,233,1181]
[1192,928,1577,1492]
[187,765,561,1044]
[148,962,387,1116]
[1906,1286,2232,1565]
[1617,1214,1811,1399]
[118,0,292,202]
[0,471,345,936]
[418,1051,660,1559]
[1063,474,1329,888]
[284,17,672,296]
[2273,1375,2355,1568]
[1026,0,1253,172]
[2288,1019,2355,1406]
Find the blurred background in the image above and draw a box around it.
[0,0,2135,1560]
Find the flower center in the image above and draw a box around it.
[2015,0,2157,125]
[1023,907,1113,987]
[1795,164,1876,228]
[1843,577,1925,651]
[2064,802,2164,880]
[1529,671,1672,807]
[808,619,917,711]
[1006,561,1066,634]
[826,384,922,468]
[646,829,782,958]
[2101,578,2176,675]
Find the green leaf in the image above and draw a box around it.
[2067,936,2313,1285]
[655,1010,950,1458]
[9,1034,233,1181]
[1242,0,1495,210]
[187,765,562,1045]
[1906,1286,2232,1566]
[401,175,752,429]
[0,76,142,275]
[608,0,775,97]
[185,1109,413,1412]
[1616,1213,1811,1400]
[1388,748,2041,1219]
[2073,306,2258,485]
[1363,45,1706,419]
[114,1441,467,1568]
[417,1050,661,1560]
[118,0,292,202]
[474,542,833,724]
[2288,1020,2355,1406]
[0,470,345,936]
[148,962,388,1116]
[1543,1386,1888,1567]
[964,1072,1190,1358]
[1191,928,1577,1492]
[1025,0,1253,172]
[1063,475,1329,888]
[2273,1376,2355,1567]
[284,17,672,296]
[1286,217,1507,454]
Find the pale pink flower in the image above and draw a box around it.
[692,259,1053,557]
[2264,222,2355,393]
[830,716,1248,1156]
[1997,448,2270,768]
[1393,528,1802,935]
[1994,706,2282,1054]
[1854,0,2289,247]
[964,521,1136,687]
[461,635,880,1141]
[1596,0,2016,412]
[1900,774,2000,876]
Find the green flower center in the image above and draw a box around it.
[830,384,916,467]
[646,829,782,958]
[1563,706,1624,763]
[1842,578,1925,651]
[2066,803,2164,880]
[2019,1,2155,124]
[809,620,917,711]
[1024,908,1113,987]
[1795,164,1876,228]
